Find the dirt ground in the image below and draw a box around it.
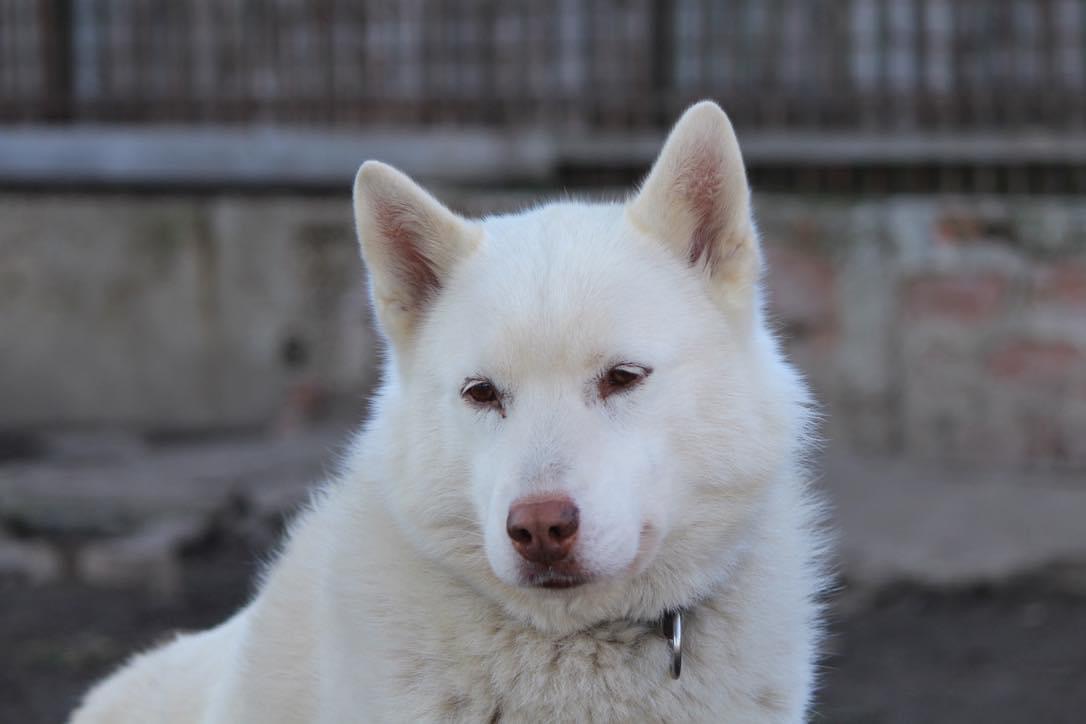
[3,543,1085,724]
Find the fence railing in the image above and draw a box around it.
[3,0,1086,132]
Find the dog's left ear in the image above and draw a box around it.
[628,101,760,306]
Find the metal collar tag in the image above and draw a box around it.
[661,610,683,680]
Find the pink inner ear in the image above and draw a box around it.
[675,142,726,271]
[374,198,441,305]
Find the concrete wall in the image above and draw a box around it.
[2,192,1084,467]
[0,195,377,430]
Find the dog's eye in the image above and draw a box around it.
[607,367,640,387]
[462,379,501,408]
[467,382,497,403]
[600,364,650,399]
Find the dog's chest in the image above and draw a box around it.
[392,619,702,722]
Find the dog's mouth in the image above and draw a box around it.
[533,576,589,590]
[521,566,592,590]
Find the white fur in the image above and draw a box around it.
[71,101,828,723]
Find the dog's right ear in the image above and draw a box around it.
[353,161,482,348]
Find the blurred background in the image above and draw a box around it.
[2,1,1085,722]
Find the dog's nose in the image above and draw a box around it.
[506,497,579,564]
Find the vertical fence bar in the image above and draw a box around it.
[760,0,783,128]
[1038,0,1059,130]
[649,0,673,125]
[38,0,73,121]
[911,0,927,129]
[830,0,845,128]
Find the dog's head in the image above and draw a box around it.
[353,102,809,633]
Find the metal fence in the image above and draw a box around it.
[3,0,1086,132]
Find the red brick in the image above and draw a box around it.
[935,211,1013,247]
[1023,415,1070,461]
[905,273,1008,323]
[987,339,1082,381]
[790,218,825,247]
[935,213,982,245]
[763,245,836,336]
[1037,262,1086,308]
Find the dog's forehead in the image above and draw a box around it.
[426,202,708,371]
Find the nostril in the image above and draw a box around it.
[509,526,533,545]
[548,504,579,543]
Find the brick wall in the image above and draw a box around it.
[758,196,1086,469]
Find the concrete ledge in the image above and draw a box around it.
[4,127,1086,189]
[561,132,1086,168]
[825,452,1086,589]
[0,126,554,188]
[0,428,346,535]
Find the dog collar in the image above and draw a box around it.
[578,608,685,680]
[659,610,683,680]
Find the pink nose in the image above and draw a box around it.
[506,497,579,564]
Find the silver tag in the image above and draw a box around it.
[662,610,683,680]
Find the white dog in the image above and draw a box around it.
[72,101,826,723]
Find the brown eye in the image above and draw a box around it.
[600,364,650,399]
[462,379,500,407]
[608,368,638,387]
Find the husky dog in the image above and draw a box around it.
[72,101,826,723]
